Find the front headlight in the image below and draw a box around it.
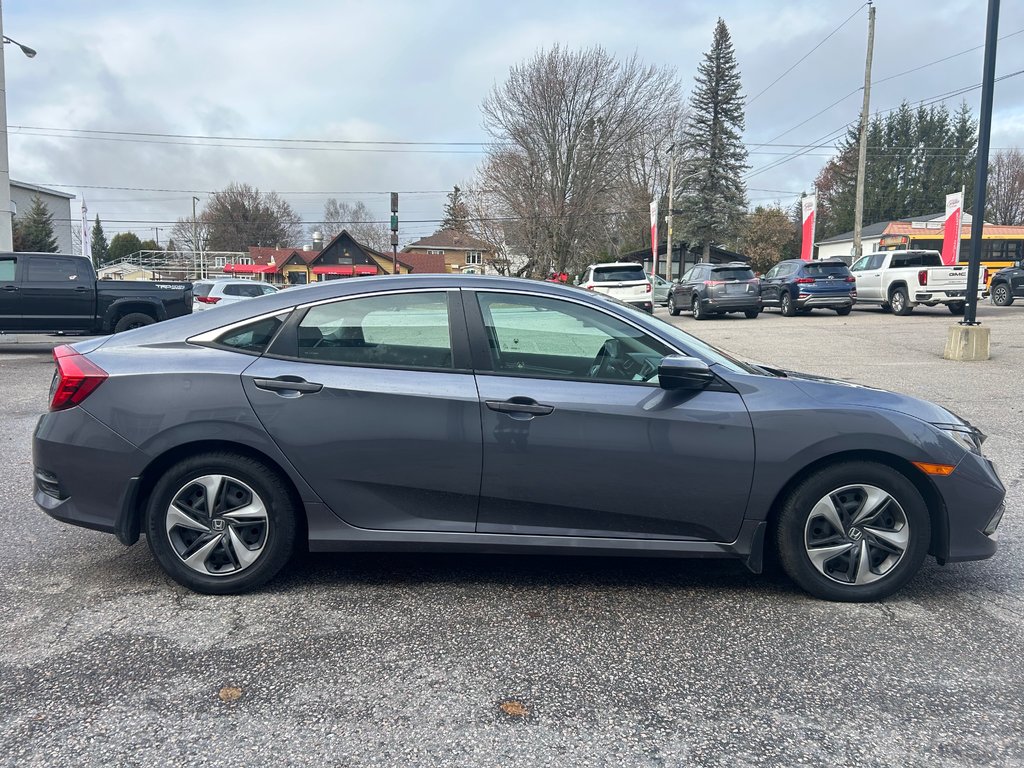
[935,424,986,455]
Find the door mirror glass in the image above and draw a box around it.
[657,355,715,391]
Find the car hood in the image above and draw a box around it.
[778,368,969,427]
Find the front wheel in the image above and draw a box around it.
[145,452,298,594]
[947,301,966,315]
[113,312,155,333]
[775,461,930,602]
[668,294,680,316]
[991,283,1014,306]
[889,287,913,316]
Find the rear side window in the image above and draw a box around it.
[802,262,851,277]
[0,257,15,282]
[215,315,285,354]
[592,265,647,282]
[27,257,88,282]
[193,283,214,298]
[710,267,755,280]
[223,283,265,298]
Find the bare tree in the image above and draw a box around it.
[987,147,1024,225]
[170,216,211,254]
[463,182,528,276]
[197,183,304,251]
[480,45,681,276]
[320,199,391,252]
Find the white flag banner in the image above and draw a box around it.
[81,198,92,261]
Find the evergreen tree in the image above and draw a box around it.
[139,238,160,252]
[108,232,143,263]
[91,215,110,265]
[679,18,748,261]
[13,195,59,253]
[438,185,471,232]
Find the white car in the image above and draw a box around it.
[578,262,653,312]
[192,279,278,311]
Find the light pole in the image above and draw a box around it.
[0,4,37,251]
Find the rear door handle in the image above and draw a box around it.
[253,377,323,394]
[73,286,90,292]
[485,399,554,416]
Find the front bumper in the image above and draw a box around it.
[933,450,1006,563]
[33,407,149,543]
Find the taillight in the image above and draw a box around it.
[50,345,108,411]
[845,276,856,283]
[795,277,815,284]
[585,285,594,290]
[195,296,221,304]
[645,283,652,293]
[918,270,928,286]
[704,280,725,287]
[983,268,989,285]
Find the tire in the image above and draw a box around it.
[889,287,913,316]
[775,461,930,602]
[947,301,966,315]
[113,312,156,333]
[991,282,1014,307]
[780,292,796,317]
[835,306,852,316]
[668,294,680,316]
[691,295,706,320]
[145,452,298,594]
[744,309,760,319]
[880,303,892,313]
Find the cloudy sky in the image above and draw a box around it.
[4,0,1023,247]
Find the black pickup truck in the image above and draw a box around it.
[0,252,192,334]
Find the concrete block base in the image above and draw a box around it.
[944,325,991,361]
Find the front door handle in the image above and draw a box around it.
[485,399,554,416]
[73,286,90,292]
[1,285,17,292]
[253,377,323,394]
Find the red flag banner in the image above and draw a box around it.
[941,190,964,266]
[650,199,659,278]
[800,195,816,261]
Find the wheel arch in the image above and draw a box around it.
[762,449,947,564]
[103,300,162,332]
[887,281,909,299]
[119,439,308,549]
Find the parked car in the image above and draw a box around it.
[0,252,192,334]
[650,273,672,306]
[667,262,761,320]
[989,262,1024,306]
[849,250,982,315]
[33,275,1004,601]
[760,259,857,316]
[579,262,653,312]
[193,279,278,311]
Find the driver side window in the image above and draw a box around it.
[475,292,672,384]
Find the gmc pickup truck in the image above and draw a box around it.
[0,252,192,335]
[849,249,984,316]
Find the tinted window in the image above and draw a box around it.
[890,251,942,268]
[27,256,87,282]
[592,265,646,282]
[476,292,671,384]
[296,291,452,370]
[261,284,278,295]
[710,267,755,280]
[193,283,214,298]
[0,257,15,282]
[216,315,285,353]
[223,283,265,298]
[802,262,851,277]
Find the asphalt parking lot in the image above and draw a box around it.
[1,303,1022,767]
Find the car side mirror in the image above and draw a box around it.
[658,355,715,391]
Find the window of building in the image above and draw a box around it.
[427,249,445,255]
[466,251,483,265]
[214,256,228,268]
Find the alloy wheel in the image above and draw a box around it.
[891,292,905,313]
[803,484,909,585]
[165,474,270,576]
[993,284,1010,306]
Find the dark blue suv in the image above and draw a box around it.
[760,259,856,316]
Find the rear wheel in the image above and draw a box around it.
[668,294,680,316]
[835,306,852,316]
[780,292,796,317]
[691,295,706,320]
[889,287,913,316]
[947,301,966,315]
[145,452,298,594]
[775,461,930,602]
[113,312,155,333]
[991,283,1014,306]
[744,309,760,319]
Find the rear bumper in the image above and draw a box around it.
[795,294,855,308]
[702,296,762,312]
[934,451,1006,563]
[626,300,654,313]
[913,289,981,303]
[33,407,149,544]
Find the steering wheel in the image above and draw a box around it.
[589,338,623,379]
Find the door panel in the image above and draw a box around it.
[0,256,20,330]
[21,256,96,331]
[475,376,755,542]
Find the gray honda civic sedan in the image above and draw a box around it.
[33,275,1005,601]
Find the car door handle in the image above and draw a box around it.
[253,377,323,394]
[73,286,90,292]
[1,285,17,292]
[485,399,554,416]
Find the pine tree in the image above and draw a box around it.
[91,215,110,265]
[13,195,59,253]
[679,18,748,261]
[438,185,470,232]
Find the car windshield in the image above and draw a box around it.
[193,283,213,298]
[710,267,754,280]
[588,291,766,375]
[802,263,850,277]
[593,265,646,282]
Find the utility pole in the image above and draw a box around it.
[852,1,876,262]
[153,226,161,248]
[191,196,200,279]
[390,192,399,274]
[666,143,676,282]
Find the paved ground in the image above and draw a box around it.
[1,303,1022,767]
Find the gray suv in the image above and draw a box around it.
[668,263,762,319]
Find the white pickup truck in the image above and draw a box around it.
[849,249,983,316]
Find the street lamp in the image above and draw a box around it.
[0,7,37,251]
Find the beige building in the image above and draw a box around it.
[402,229,497,274]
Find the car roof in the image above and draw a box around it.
[591,262,645,269]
